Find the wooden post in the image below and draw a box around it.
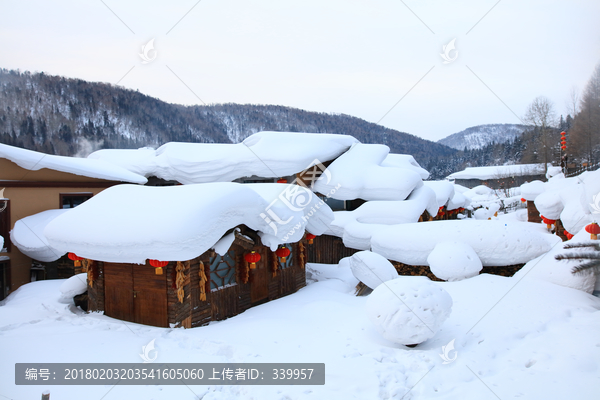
[42,391,50,400]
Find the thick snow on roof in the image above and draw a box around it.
[448,163,549,180]
[88,131,358,184]
[531,169,600,234]
[10,209,69,262]
[314,143,423,201]
[0,143,147,184]
[381,154,429,180]
[44,183,333,264]
[325,185,438,250]
[371,220,561,267]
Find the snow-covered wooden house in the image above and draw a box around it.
[447,164,549,189]
[42,182,333,327]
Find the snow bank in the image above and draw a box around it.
[365,276,452,345]
[448,163,548,180]
[423,181,455,208]
[44,183,333,264]
[346,251,398,289]
[0,143,147,184]
[10,209,69,262]
[313,143,423,201]
[59,274,88,298]
[427,241,482,281]
[326,185,438,250]
[371,220,561,267]
[89,132,358,184]
[520,180,546,201]
[514,230,597,293]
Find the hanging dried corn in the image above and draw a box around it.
[176,261,186,303]
[85,259,94,288]
[198,261,207,301]
[299,241,305,269]
[271,252,278,277]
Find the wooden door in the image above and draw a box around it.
[104,263,134,323]
[250,249,269,304]
[104,263,168,327]
[133,264,168,327]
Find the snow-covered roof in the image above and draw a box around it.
[381,154,429,180]
[88,131,358,184]
[313,143,423,201]
[0,143,147,184]
[371,220,561,267]
[10,209,69,262]
[447,163,549,180]
[44,182,333,264]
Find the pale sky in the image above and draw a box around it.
[1,0,599,142]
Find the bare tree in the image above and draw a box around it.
[570,63,600,165]
[523,96,557,175]
[565,85,580,119]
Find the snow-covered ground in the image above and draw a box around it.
[1,260,599,399]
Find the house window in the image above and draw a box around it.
[209,250,237,290]
[317,194,346,211]
[0,200,10,253]
[60,193,92,209]
[0,259,9,300]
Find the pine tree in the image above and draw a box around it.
[555,242,600,275]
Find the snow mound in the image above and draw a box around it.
[514,230,597,293]
[381,154,429,180]
[44,183,333,264]
[365,276,452,345]
[520,180,546,201]
[313,143,423,201]
[423,181,455,208]
[427,241,482,281]
[346,251,398,290]
[59,274,88,298]
[10,209,69,262]
[372,220,561,267]
[326,185,438,250]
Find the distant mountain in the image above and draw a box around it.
[438,124,529,151]
[0,69,458,178]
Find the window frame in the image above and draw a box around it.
[59,193,93,209]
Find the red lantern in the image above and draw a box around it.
[520,198,526,203]
[563,230,573,240]
[149,259,168,275]
[68,252,84,267]
[560,131,566,136]
[305,233,316,244]
[561,146,567,150]
[277,178,287,184]
[585,222,600,240]
[245,251,261,269]
[541,216,556,231]
[275,246,291,263]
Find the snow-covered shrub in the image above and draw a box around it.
[347,251,398,290]
[427,241,482,281]
[365,276,453,345]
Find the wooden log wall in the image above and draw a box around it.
[391,260,525,281]
[527,200,542,223]
[307,234,359,264]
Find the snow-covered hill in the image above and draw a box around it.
[438,124,529,151]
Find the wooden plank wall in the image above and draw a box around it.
[87,261,104,312]
[527,200,542,223]
[306,234,359,264]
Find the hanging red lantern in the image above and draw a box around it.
[149,259,168,275]
[275,246,291,263]
[305,233,316,244]
[68,252,84,267]
[560,131,566,136]
[563,230,573,240]
[245,251,261,269]
[520,198,526,203]
[277,178,287,183]
[561,145,567,150]
[541,216,556,231]
[585,222,600,240]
